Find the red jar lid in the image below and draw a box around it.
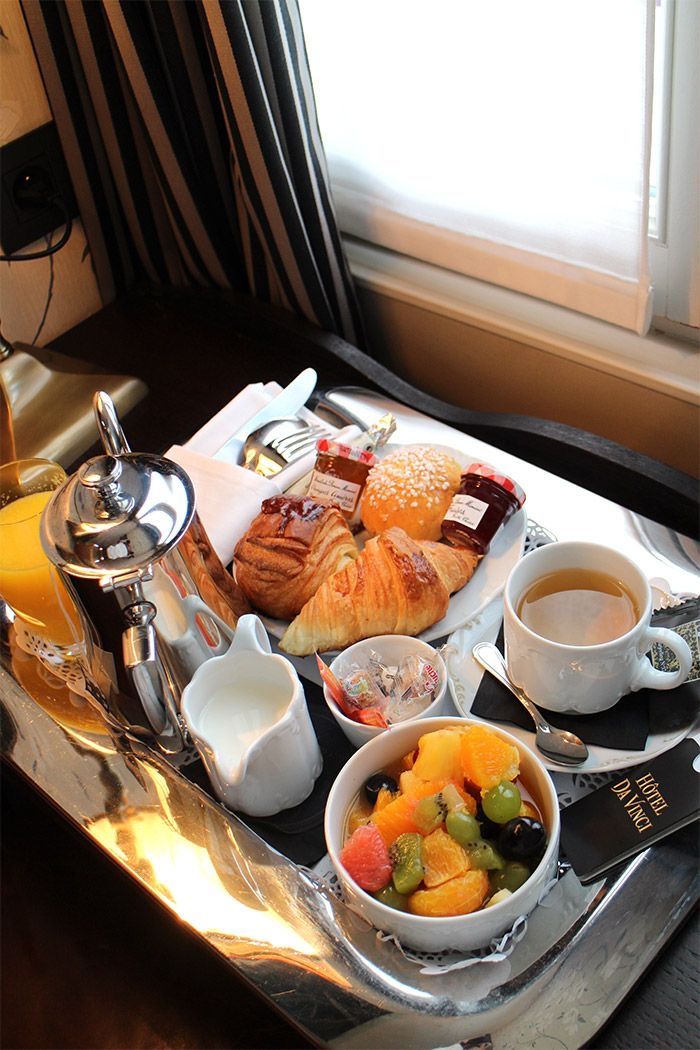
[464,463,526,507]
[316,437,377,466]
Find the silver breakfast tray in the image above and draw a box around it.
[2,395,699,1049]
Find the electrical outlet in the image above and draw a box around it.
[0,121,78,256]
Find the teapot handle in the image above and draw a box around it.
[94,390,131,455]
[230,613,272,655]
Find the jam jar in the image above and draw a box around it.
[441,463,525,555]
[306,438,377,529]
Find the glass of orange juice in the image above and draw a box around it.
[0,459,83,654]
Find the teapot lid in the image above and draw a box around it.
[41,452,195,579]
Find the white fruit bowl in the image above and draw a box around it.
[322,635,449,748]
[324,716,560,953]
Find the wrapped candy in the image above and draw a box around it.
[317,650,439,727]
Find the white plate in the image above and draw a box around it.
[262,443,527,647]
[445,598,696,773]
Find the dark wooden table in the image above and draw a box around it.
[2,286,698,1049]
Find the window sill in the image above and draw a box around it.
[345,239,699,407]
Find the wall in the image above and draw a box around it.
[0,0,101,346]
[358,286,699,479]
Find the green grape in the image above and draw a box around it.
[445,809,482,846]
[373,884,410,911]
[490,861,530,893]
[466,841,505,870]
[481,781,521,824]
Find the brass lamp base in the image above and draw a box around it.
[0,338,147,467]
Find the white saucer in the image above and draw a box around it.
[445,598,696,774]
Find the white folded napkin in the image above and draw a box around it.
[184,382,271,457]
[166,382,361,564]
[166,444,279,564]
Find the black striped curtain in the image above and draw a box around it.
[21,0,364,345]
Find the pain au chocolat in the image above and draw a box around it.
[280,526,479,655]
[233,495,358,620]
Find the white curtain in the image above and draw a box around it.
[300,0,655,334]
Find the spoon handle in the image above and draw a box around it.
[472,642,554,734]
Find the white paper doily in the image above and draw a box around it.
[12,620,94,702]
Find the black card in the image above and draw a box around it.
[560,738,700,884]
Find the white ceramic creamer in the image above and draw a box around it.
[181,614,322,816]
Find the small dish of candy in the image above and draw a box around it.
[324,717,560,952]
[318,635,449,747]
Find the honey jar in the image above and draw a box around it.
[441,463,525,555]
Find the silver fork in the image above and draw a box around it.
[271,421,329,459]
[242,417,331,475]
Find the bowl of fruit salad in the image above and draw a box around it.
[324,717,560,952]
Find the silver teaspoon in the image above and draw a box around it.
[471,642,589,766]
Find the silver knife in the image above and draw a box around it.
[213,368,318,465]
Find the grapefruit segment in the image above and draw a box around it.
[340,823,392,892]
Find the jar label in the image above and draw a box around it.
[307,470,362,513]
[443,493,489,530]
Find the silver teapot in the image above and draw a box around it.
[40,392,248,756]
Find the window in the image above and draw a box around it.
[300,0,698,340]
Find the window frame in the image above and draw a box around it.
[648,0,700,337]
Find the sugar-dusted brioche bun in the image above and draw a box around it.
[360,446,462,541]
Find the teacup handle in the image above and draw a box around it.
[630,627,693,692]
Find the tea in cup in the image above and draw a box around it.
[503,541,692,714]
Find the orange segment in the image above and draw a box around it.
[412,728,463,782]
[520,799,541,821]
[400,748,417,771]
[408,869,489,917]
[421,827,470,887]
[460,724,519,790]
[374,786,396,812]
[371,779,445,846]
[346,795,373,835]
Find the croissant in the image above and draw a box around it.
[233,495,358,620]
[280,527,480,655]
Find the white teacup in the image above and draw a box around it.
[503,541,692,714]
